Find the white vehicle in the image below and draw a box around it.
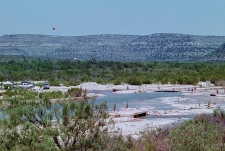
[16,82,34,89]
[43,83,50,89]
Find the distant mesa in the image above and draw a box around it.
[0,33,225,61]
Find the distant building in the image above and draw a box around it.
[197,81,213,87]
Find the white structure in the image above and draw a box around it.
[197,81,213,87]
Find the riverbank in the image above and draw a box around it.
[23,82,225,137]
[69,82,225,137]
[73,82,193,92]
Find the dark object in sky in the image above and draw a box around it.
[53,27,55,30]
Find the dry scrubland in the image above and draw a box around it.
[1,82,225,150]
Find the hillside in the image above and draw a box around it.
[205,42,225,60]
[1,33,225,61]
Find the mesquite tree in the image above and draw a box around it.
[0,88,111,151]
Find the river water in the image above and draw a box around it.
[91,90,225,122]
[1,89,225,128]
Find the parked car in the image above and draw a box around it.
[43,83,50,89]
[27,82,35,88]
[17,81,34,89]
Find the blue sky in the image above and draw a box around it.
[1,0,225,36]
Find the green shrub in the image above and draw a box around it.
[168,118,223,150]
[113,79,122,85]
[68,88,83,97]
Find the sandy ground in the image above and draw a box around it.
[73,82,193,92]
[24,82,225,137]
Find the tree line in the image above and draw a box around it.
[0,58,225,86]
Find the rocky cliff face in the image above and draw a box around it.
[1,33,225,61]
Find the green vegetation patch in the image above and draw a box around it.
[1,58,225,86]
